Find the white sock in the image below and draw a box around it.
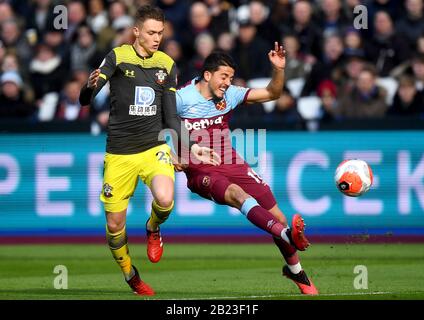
[281,227,291,244]
[288,263,302,274]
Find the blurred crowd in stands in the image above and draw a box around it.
[0,0,424,132]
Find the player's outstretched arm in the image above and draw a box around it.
[244,42,286,104]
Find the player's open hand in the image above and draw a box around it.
[191,144,221,166]
[87,69,101,89]
[268,42,286,71]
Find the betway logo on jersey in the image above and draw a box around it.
[184,116,223,131]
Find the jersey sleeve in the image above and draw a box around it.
[226,85,250,110]
[175,90,184,115]
[96,50,116,91]
[162,63,194,153]
[79,50,116,106]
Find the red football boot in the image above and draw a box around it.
[126,265,155,296]
[146,221,163,263]
[282,265,318,295]
[289,213,310,251]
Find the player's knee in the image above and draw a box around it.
[107,220,125,233]
[154,193,174,209]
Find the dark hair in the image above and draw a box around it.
[201,51,236,79]
[135,5,164,25]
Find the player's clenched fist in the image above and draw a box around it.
[87,69,101,89]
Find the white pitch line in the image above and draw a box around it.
[164,291,395,300]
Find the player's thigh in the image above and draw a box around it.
[140,144,175,200]
[186,171,231,205]
[230,165,277,211]
[100,153,140,213]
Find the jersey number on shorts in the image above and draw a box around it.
[247,168,266,185]
[156,151,172,165]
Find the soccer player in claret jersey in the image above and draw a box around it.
[79,5,219,296]
[173,44,318,295]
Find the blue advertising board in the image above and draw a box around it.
[0,131,423,236]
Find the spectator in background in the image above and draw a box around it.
[366,0,402,22]
[389,74,424,116]
[185,32,216,81]
[270,0,292,31]
[180,2,213,59]
[0,2,16,26]
[0,40,6,69]
[157,0,190,32]
[317,79,339,122]
[205,0,234,35]
[64,1,87,43]
[29,42,67,121]
[70,25,103,72]
[343,27,365,58]
[396,0,424,51]
[301,33,345,96]
[0,19,33,67]
[318,0,351,38]
[280,0,322,60]
[29,42,66,100]
[42,29,70,69]
[412,53,424,91]
[95,1,133,52]
[56,79,89,121]
[216,31,235,54]
[26,0,56,41]
[338,64,388,118]
[364,10,411,77]
[162,38,188,85]
[342,0,362,22]
[267,86,303,127]
[0,71,36,119]
[282,33,312,81]
[87,0,109,34]
[339,53,366,96]
[247,0,280,48]
[232,19,271,80]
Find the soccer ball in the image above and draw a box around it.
[335,159,373,197]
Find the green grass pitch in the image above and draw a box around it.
[0,243,423,300]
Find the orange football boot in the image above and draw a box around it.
[283,265,318,295]
[146,221,164,263]
[126,265,155,296]
[289,213,310,251]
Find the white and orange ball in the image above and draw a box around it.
[335,159,373,197]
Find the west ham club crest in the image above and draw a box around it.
[215,99,226,111]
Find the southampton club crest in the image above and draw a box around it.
[103,183,113,198]
[155,70,167,84]
[215,99,226,111]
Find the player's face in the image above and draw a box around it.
[206,66,235,99]
[133,19,164,56]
